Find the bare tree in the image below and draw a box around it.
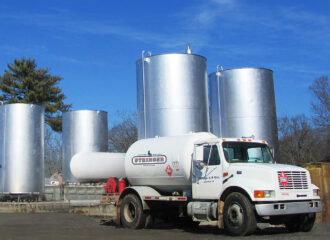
[277,77,330,165]
[108,112,138,153]
[44,126,62,177]
[309,76,330,129]
[277,115,318,165]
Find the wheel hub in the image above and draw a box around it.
[124,202,137,223]
[228,203,243,226]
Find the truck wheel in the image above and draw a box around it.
[300,213,316,232]
[285,213,316,232]
[120,194,147,229]
[223,192,256,236]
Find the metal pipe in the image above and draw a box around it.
[141,50,152,139]
[216,70,222,137]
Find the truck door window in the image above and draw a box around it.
[203,145,220,165]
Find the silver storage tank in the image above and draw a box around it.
[0,103,44,193]
[209,68,279,158]
[62,110,108,183]
[136,48,209,139]
[0,105,4,193]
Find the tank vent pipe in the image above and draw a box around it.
[186,43,192,54]
[141,50,152,138]
[216,65,224,72]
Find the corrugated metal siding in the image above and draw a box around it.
[303,163,330,223]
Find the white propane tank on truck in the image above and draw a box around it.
[117,132,322,236]
[125,132,215,193]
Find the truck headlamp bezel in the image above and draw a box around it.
[254,190,275,198]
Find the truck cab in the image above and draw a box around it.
[191,137,321,235]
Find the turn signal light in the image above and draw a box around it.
[254,190,274,198]
[313,189,320,196]
[254,191,265,198]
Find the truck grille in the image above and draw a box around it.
[278,171,308,190]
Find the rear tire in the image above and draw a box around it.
[223,192,256,236]
[120,194,147,229]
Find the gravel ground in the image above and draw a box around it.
[0,213,328,240]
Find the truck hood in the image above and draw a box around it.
[228,163,307,172]
[225,162,315,202]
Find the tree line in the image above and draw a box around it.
[0,58,329,177]
[277,76,329,165]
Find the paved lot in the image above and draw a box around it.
[0,213,329,240]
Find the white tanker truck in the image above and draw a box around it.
[113,132,321,236]
[71,132,322,236]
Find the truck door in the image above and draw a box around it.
[192,143,223,199]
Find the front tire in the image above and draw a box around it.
[223,192,256,236]
[285,213,316,232]
[120,194,147,229]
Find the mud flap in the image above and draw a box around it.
[218,200,224,229]
[115,200,121,226]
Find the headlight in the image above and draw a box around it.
[254,190,275,198]
[313,189,320,196]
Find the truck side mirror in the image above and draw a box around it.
[193,145,205,170]
[195,160,205,170]
[270,147,274,157]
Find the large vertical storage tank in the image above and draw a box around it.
[0,105,4,193]
[209,68,279,158]
[0,103,44,193]
[62,110,108,183]
[136,47,209,139]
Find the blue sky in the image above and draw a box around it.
[1,0,329,127]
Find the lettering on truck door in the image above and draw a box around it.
[192,143,223,199]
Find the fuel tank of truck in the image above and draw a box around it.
[125,132,217,193]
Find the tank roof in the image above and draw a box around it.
[136,52,207,63]
[208,67,273,77]
[63,109,108,114]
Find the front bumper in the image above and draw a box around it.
[255,200,322,216]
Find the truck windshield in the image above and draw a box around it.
[222,142,273,163]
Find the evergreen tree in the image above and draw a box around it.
[0,58,71,131]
